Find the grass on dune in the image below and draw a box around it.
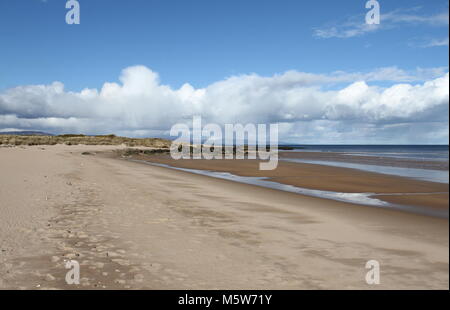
[0,134,171,148]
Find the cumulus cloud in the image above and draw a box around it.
[0,65,448,143]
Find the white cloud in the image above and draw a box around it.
[425,37,449,47]
[0,66,448,143]
[384,10,449,26]
[409,36,450,48]
[314,8,449,39]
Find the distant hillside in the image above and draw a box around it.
[0,131,54,136]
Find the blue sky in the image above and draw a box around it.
[0,0,448,143]
[0,0,448,90]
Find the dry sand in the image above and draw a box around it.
[0,145,448,289]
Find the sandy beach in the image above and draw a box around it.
[128,153,449,215]
[0,145,448,289]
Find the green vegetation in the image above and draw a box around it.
[121,148,171,156]
[0,134,171,148]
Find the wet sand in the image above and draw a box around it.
[129,154,449,214]
[280,151,449,170]
[0,145,448,289]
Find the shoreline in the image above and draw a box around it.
[281,158,448,184]
[1,145,448,289]
[124,153,449,218]
[130,159,448,218]
[280,150,449,170]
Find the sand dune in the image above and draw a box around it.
[0,145,448,289]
